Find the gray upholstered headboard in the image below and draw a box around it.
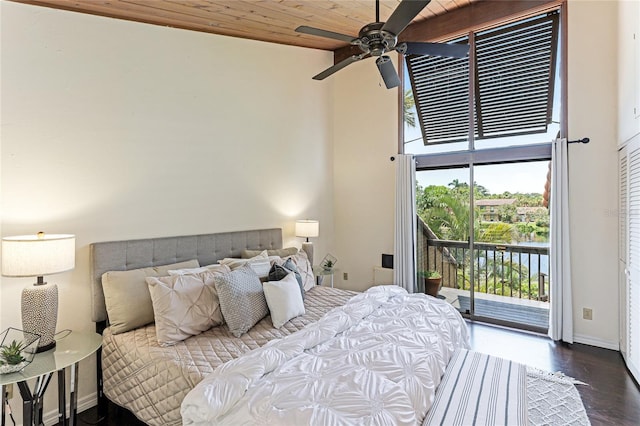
[89,228,283,324]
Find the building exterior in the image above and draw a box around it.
[476,199,516,222]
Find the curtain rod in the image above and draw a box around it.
[568,137,589,144]
[391,137,589,161]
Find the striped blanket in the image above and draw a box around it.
[423,348,528,426]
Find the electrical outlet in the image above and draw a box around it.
[583,308,593,320]
[5,383,13,399]
[343,272,348,280]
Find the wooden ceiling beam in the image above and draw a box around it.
[334,0,564,64]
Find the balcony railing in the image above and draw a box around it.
[417,219,550,302]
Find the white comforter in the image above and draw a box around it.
[181,285,470,425]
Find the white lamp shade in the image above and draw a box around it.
[295,220,319,238]
[2,233,76,277]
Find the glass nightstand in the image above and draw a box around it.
[313,266,337,288]
[1,331,102,426]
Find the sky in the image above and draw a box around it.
[416,161,550,195]
[402,37,560,197]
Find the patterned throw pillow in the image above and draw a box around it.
[283,251,315,291]
[146,267,229,346]
[213,265,269,337]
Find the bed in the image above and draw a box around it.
[90,228,470,425]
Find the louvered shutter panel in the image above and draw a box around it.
[627,140,640,381]
[621,153,628,262]
[406,12,559,145]
[474,13,559,138]
[406,47,470,144]
[620,148,629,358]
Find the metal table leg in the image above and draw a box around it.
[17,381,33,426]
[69,363,79,426]
[2,384,6,426]
[36,373,53,425]
[17,373,53,426]
[58,369,66,426]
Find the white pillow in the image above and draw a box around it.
[263,272,306,328]
[241,247,299,258]
[247,258,271,278]
[168,264,229,276]
[218,251,272,278]
[219,258,248,269]
[146,268,227,346]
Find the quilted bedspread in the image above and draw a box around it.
[102,286,357,426]
[181,285,470,425]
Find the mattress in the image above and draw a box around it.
[101,286,357,426]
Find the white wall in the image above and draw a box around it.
[332,59,398,291]
[566,0,619,349]
[0,2,333,423]
[331,0,621,349]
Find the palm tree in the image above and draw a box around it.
[404,90,416,128]
[422,194,471,241]
[474,183,490,197]
[448,179,465,189]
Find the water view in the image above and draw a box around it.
[415,163,552,330]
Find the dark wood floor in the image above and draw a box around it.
[469,322,640,426]
[71,321,640,426]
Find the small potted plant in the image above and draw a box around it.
[0,328,39,374]
[320,254,337,271]
[418,270,442,297]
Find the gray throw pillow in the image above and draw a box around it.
[268,262,304,300]
[213,265,269,337]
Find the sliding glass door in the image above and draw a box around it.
[471,162,550,331]
[416,161,551,332]
[416,168,471,310]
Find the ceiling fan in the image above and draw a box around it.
[295,0,469,89]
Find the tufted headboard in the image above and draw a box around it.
[89,228,283,324]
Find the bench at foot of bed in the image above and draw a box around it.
[424,348,528,426]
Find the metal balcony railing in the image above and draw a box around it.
[417,219,550,302]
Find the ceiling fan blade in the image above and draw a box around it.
[376,56,401,89]
[313,54,366,80]
[381,0,431,35]
[295,25,356,43]
[399,41,470,58]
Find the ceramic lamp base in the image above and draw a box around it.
[22,282,58,353]
[301,242,314,266]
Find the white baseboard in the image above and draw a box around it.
[573,333,620,351]
[43,392,97,426]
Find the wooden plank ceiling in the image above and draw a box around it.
[12,0,477,51]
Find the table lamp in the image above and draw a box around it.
[1,232,75,353]
[295,220,319,265]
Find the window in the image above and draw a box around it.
[404,11,560,154]
[407,6,563,332]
